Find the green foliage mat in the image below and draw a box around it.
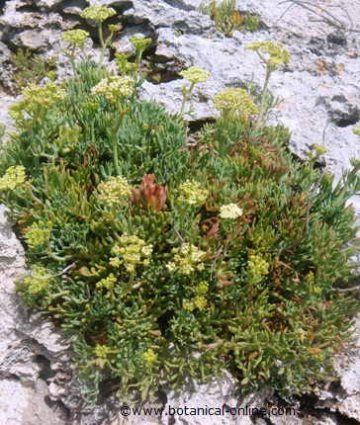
[1,61,359,401]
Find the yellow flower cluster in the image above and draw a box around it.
[178,180,209,206]
[248,253,270,284]
[62,29,89,48]
[353,126,360,136]
[247,41,290,70]
[24,221,52,249]
[94,344,111,359]
[10,83,65,121]
[94,344,111,368]
[23,265,53,295]
[213,88,258,118]
[142,348,157,365]
[311,144,328,157]
[179,66,210,84]
[195,281,209,295]
[183,281,209,311]
[0,165,26,191]
[80,5,116,23]
[108,24,122,33]
[91,76,135,103]
[167,243,206,275]
[110,234,153,273]
[25,83,65,108]
[184,295,207,312]
[96,273,117,290]
[96,176,132,207]
[130,36,152,52]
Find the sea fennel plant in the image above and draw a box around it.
[0,20,360,403]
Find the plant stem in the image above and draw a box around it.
[112,109,125,175]
[98,23,106,65]
[180,82,195,116]
[255,66,272,131]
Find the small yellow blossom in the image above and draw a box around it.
[62,29,89,48]
[96,273,117,290]
[195,281,209,295]
[167,243,206,275]
[109,257,121,268]
[94,344,111,368]
[183,300,195,312]
[194,295,207,311]
[183,295,207,311]
[179,66,210,84]
[248,253,270,284]
[108,24,122,33]
[111,234,153,273]
[0,165,26,191]
[10,83,66,121]
[353,126,360,136]
[247,41,290,70]
[23,83,66,108]
[142,348,157,365]
[80,5,116,23]
[97,176,132,207]
[178,180,209,206]
[219,203,243,219]
[305,271,315,285]
[312,144,328,156]
[24,221,52,249]
[91,76,135,103]
[23,265,53,295]
[130,36,152,52]
[213,88,258,118]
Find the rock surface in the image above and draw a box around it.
[0,0,360,424]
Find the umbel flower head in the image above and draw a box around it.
[23,265,53,295]
[142,348,157,365]
[110,234,153,273]
[219,203,243,219]
[80,5,116,24]
[24,83,65,107]
[130,36,152,53]
[0,165,26,191]
[166,243,206,275]
[10,83,66,122]
[96,274,117,290]
[213,88,258,119]
[183,295,207,312]
[94,344,111,368]
[247,41,290,70]
[62,29,89,48]
[247,253,270,284]
[91,76,135,103]
[24,221,52,249]
[96,176,132,207]
[178,180,209,206]
[180,66,210,84]
[311,144,328,157]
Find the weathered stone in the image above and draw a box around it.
[38,0,65,8]
[15,29,49,50]
[319,94,360,127]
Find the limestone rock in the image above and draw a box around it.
[15,29,49,51]
[37,0,65,9]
